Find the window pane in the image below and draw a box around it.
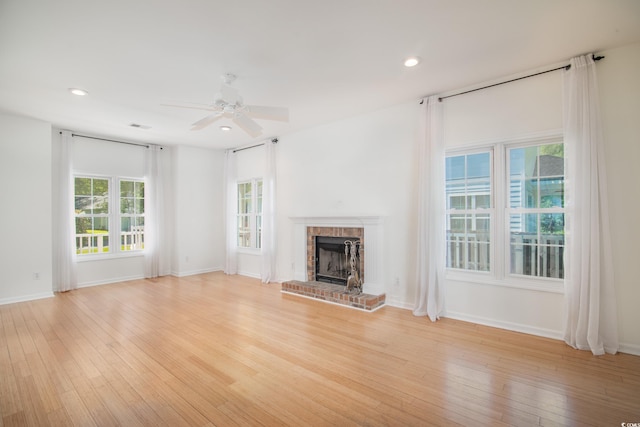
[121,198,134,214]
[237,215,251,247]
[510,144,564,210]
[540,178,564,208]
[120,180,134,197]
[75,177,91,196]
[449,195,465,210]
[121,216,144,251]
[256,214,262,249]
[446,156,465,180]
[135,181,145,197]
[510,213,564,278]
[446,213,491,272]
[75,196,91,213]
[93,179,109,197]
[467,152,490,178]
[446,151,492,273]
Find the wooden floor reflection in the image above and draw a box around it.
[1,272,638,426]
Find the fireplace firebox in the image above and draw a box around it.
[315,236,360,285]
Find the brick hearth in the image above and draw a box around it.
[282,280,385,311]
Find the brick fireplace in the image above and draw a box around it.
[283,216,386,311]
[306,226,364,284]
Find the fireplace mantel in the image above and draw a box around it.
[290,216,385,295]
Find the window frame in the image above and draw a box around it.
[445,147,494,274]
[73,174,146,260]
[236,178,263,252]
[118,177,146,253]
[444,134,565,293]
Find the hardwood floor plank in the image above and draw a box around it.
[1,272,639,426]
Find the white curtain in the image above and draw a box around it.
[261,141,277,283]
[563,54,618,355]
[144,145,166,278]
[223,150,238,275]
[53,131,77,292]
[413,96,446,321]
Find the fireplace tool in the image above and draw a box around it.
[344,240,363,294]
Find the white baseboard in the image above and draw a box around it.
[78,274,145,288]
[0,291,54,306]
[237,270,260,279]
[444,310,564,341]
[171,267,222,278]
[618,342,640,356]
[384,297,414,311]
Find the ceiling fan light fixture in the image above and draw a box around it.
[404,56,420,67]
[220,125,232,131]
[69,88,88,96]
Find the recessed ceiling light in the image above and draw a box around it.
[404,57,420,67]
[69,88,88,96]
[220,125,232,131]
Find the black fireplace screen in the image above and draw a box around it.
[315,236,360,285]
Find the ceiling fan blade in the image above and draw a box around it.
[232,113,263,137]
[162,102,221,112]
[220,84,238,105]
[191,113,223,130]
[243,105,289,122]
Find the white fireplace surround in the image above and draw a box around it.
[290,216,385,295]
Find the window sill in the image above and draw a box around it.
[445,270,564,294]
[75,251,144,262]
[237,247,261,256]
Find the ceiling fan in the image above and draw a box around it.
[164,73,289,137]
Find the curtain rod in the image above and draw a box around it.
[423,54,604,103]
[67,132,163,149]
[232,138,278,153]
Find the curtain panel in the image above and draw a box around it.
[260,141,277,283]
[223,150,238,275]
[144,145,166,278]
[563,54,618,355]
[53,131,78,292]
[413,96,446,321]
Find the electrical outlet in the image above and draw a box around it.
[394,277,400,288]
[33,272,40,280]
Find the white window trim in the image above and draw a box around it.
[73,174,145,260]
[444,132,565,293]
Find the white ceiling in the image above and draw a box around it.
[1,0,639,150]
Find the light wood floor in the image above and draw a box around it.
[1,272,639,426]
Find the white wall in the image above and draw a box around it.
[274,102,419,306]
[441,62,565,339]
[259,42,640,354]
[172,145,225,276]
[597,42,640,354]
[0,113,53,303]
[70,135,148,286]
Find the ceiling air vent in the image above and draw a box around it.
[129,123,151,130]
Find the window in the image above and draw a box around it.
[237,179,263,249]
[508,144,564,279]
[119,180,145,252]
[75,177,110,254]
[445,139,565,284]
[74,176,145,256]
[445,151,492,272]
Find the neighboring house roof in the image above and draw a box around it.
[533,155,564,177]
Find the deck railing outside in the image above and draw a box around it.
[76,227,144,254]
[446,231,564,278]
